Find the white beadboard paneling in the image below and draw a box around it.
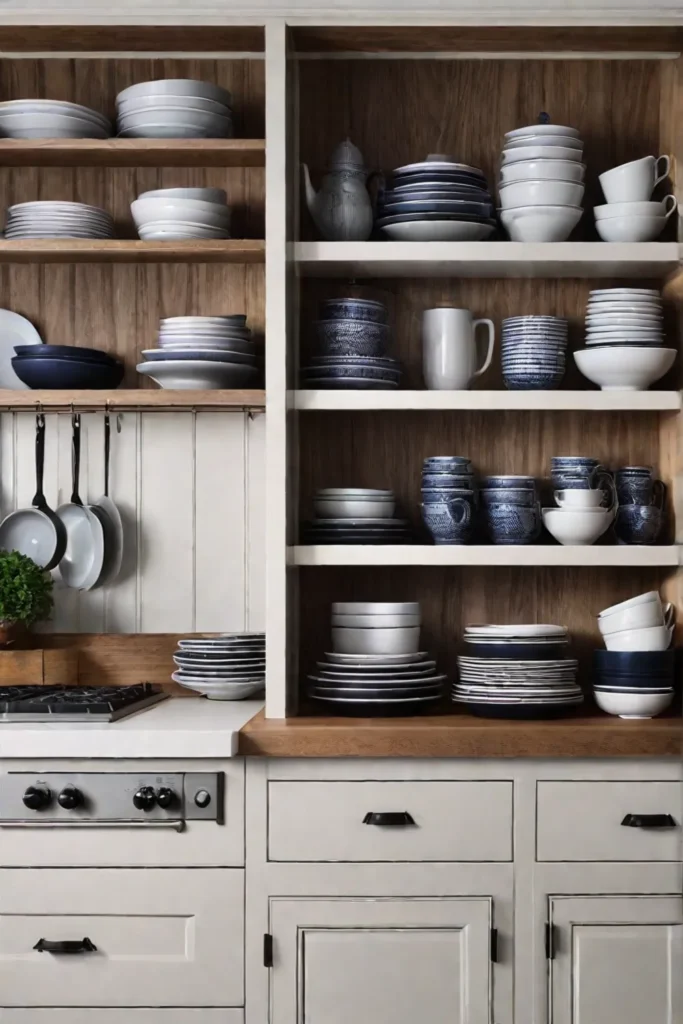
[246,411,266,631]
[139,412,195,632]
[195,411,246,632]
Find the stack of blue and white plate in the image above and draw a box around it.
[453,624,582,718]
[301,488,413,544]
[376,155,496,241]
[301,297,401,390]
[501,315,568,389]
[171,632,265,700]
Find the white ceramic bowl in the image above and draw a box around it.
[593,688,673,719]
[573,346,676,391]
[599,591,661,617]
[595,215,666,242]
[499,159,586,184]
[554,488,605,508]
[136,360,258,389]
[501,145,583,164]
[138,226,230,241]
[314,498,396,519]
[594,199,676,220]
[331,625,421,655]
[118,109,232,134]
[504,124,581,140]
[603,624,673,652]
[331,613,422,628]
[498,178,584,209]
[542,507,613,545]
[118,95,230,115]
[117,79,233,107]
[131,198,230,229]
[316,488,393,498]
[332,601,421,615]
[138,187,228,204]
[598,600,664,635]
[500,204,582,242]
[504,134,582,150]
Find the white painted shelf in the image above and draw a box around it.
[289,545,680,567]
[292,390,682,412]
[294,241,681,278]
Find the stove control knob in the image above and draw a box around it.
[22,785,51,811]
[133,786,157,811]
[156,787,176,809]
[194,789,211,809]
[58,786,83,810]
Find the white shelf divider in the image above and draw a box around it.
[292,390,682,412]
[295,241,681,278]
[289,545,680,568]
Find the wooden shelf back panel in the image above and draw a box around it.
[0,648,78,686]
[0,139,266,168]
[0,26,265,53]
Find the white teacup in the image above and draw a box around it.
[603,623,673,652]
[599,155,670,203]
[555,488,605,508]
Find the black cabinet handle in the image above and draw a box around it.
[363,811,415,827]
[621,813,677,829]
[34,938,97,954]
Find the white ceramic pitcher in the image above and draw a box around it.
[422,307,495,390]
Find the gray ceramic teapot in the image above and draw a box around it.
[302,138,374,241]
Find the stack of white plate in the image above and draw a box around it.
[0,99,111,139]
[137,314,260,390]
[583,288,664,347]
[131,186,231,241]
[171,632,265,700]
[308,651,446,714]
[453,623,583,718]
[116,79,233,139]
[3,201,115,239]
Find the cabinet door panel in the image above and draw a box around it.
[0,1013,241,1023]
[270,897,491,1024]
[550,896,683,1024]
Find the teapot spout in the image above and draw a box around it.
[301,163,317,215]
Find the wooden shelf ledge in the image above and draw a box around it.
[0,389,265,412]
[0,240,265,264]
[0,138,265,168]
[238,708,681,758]
[289,545,680,567]
[295,241,681,279]
[292,390,682,413]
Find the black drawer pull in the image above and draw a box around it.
[621,813,677,830]
[34,938,97,954]
[363,811,415,827]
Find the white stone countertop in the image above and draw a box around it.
[0,698,264,759]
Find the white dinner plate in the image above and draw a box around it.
[0,309,44,388]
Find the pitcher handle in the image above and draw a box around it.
[653,479,666,509]
[654,155,671,189]
[472,319,495,379]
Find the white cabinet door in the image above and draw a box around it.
[0,1013,242,1023]
[550,896,683,1024]
[270,897,492,1024]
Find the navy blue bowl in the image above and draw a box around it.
[12,356,124,389]
[593,650,675,674]
[319,298,387,324]
[464,641,570,660]
[15,344,119,366]
[594,674,674,689]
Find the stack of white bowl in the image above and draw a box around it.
[498,121,585,242]
[131,186,231,241]
[4,201,115,239]
[573,288,676,391]
[331,601,422,656]
[116,79,233,139]
[0,99,111,139]
[137,314,259,390]
[596,156,676,241]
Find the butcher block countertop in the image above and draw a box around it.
[238,708,682,758]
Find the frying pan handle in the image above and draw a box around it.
[71,413,82,506]
[32,414,47,510]
[104,413,111,498]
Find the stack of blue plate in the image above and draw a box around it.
[301,517,413,545]
[300,355,401,390]
[301,295,402,389]
[501,316,568,390]
[12,344,124,389]
[376,155,496,241]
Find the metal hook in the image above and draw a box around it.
[116,413,122,434]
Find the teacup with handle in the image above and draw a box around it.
[598,155,670,203]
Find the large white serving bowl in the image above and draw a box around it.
[593,688,673,719]
[119,124,232,139]
[596,215,666,242]
[118,94,230,115]
[131,198,230,228]
[332,613,422,628]
[501,144,583,164]
[504,124,581,140]
[500,204,582,242]
[118,109,232,134]
[603,624,673,652]
[117,78,233,107]
[499,158,585,184]
[139,187,228,204]
[504,134,583,150]
[542,507,613,545]
[573,346,675,390]
[380,221,495,241]
[331,625,421,655]
[598,598,664,635]
[314,497,396,519]
[498,178,584,209]
[137,223,230,241]
[137,359,258,389]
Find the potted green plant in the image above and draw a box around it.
[0,550,54,646]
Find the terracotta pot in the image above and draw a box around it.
[0,621,21,648]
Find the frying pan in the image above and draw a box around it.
[0,414,66,570]
[92,412,124,586]
[56,414,104,590]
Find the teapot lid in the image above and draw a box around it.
[329,138,366,170]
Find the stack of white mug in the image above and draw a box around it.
[595,155,676,242]
[421,307,495,390]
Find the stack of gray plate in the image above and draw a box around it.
[116,79,233,139]
[4,201,115,239]
[171,632,265,700]
[0,99,111,139]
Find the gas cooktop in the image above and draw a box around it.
[0,685,167,723]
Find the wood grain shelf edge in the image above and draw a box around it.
[0,139,266,168]
[0,240,265,264]
[0,389,265,411]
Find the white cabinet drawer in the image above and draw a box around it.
[0,1013,242,1023]
[537,782,682,861]
[267,781,513,861]
[0,869,244,1007]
